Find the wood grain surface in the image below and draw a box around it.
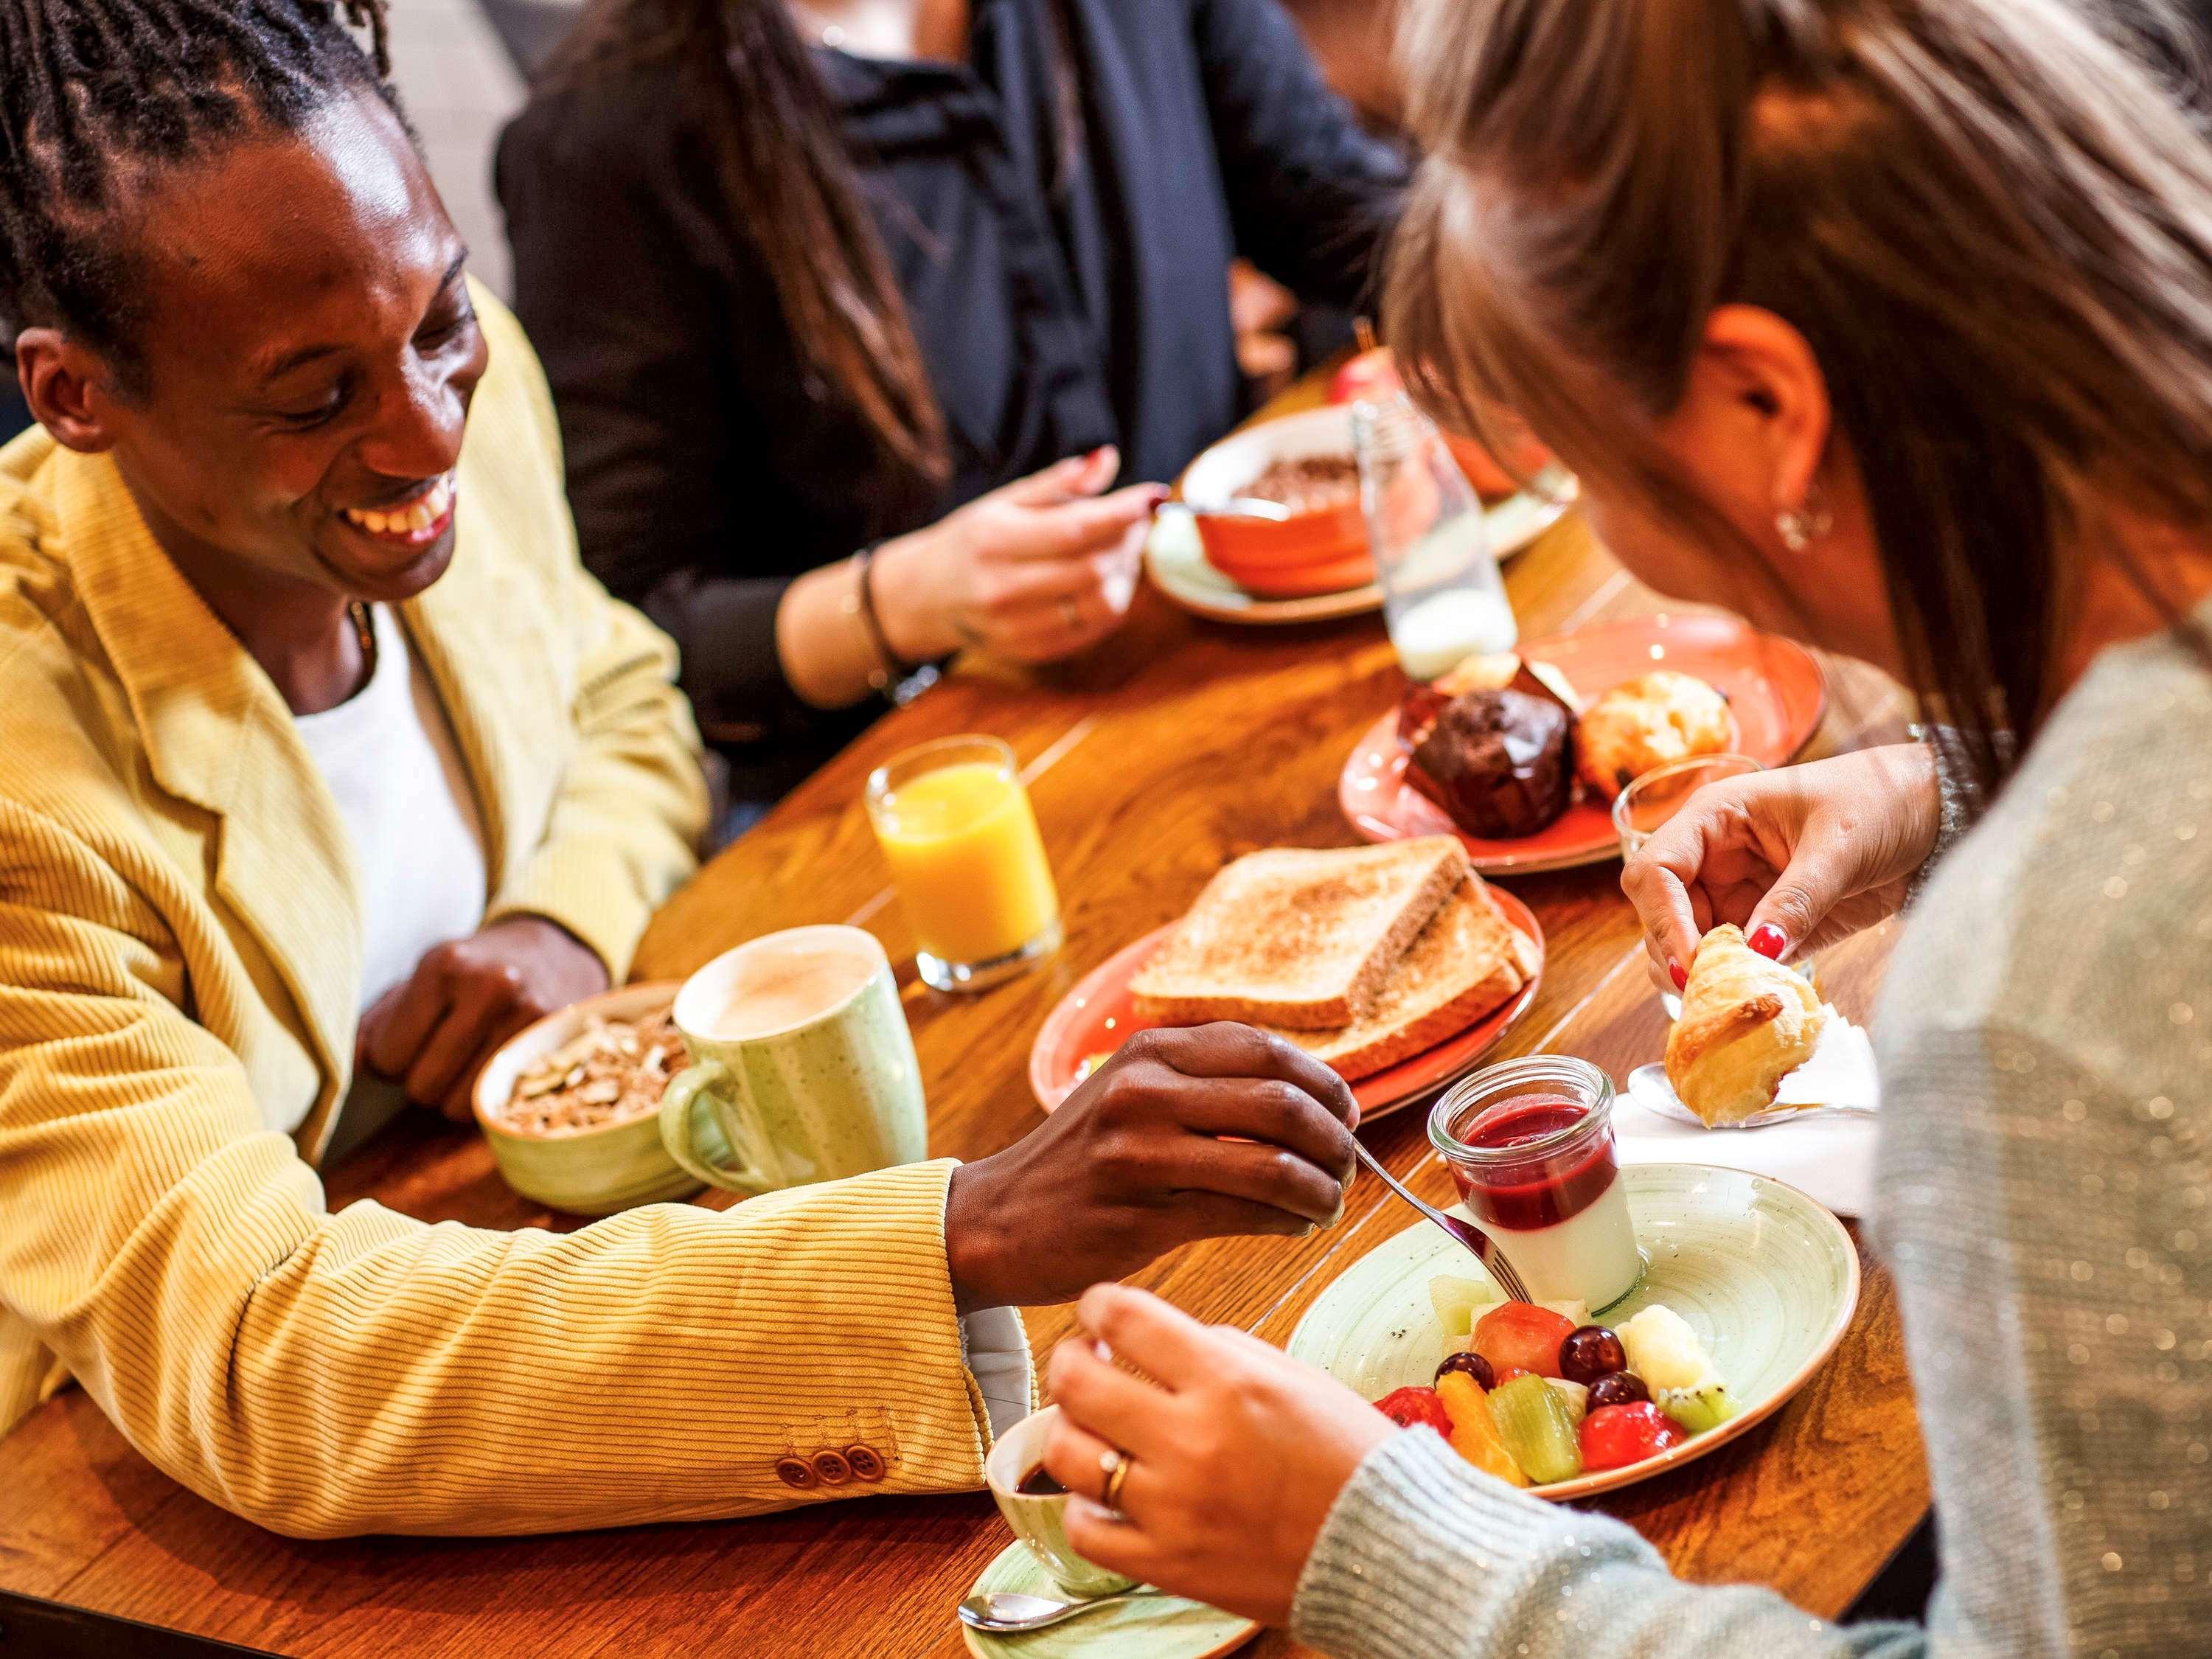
[0,377,1932,1658]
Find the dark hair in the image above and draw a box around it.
[546,0,955,514]
[0,0,397,379]
[1387,0,2212,790]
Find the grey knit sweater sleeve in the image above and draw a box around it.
[1293,1428,1921,1658]
[1293,606,2212,1658]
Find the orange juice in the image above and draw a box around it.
[869,752,1060,978]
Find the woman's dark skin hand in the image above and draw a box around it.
[943,1024,1360,1313]
[358,916,611,1120]
[1621,743,1941,992]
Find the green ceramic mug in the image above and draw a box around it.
[658,925,928,1195]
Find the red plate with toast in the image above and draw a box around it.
[1029,886,1544,1122]
[1339,613,1827,874]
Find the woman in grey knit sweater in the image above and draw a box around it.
[1032,1,2212,1654]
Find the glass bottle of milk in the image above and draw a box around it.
[1351,394,1518,680]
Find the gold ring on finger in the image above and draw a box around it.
[1099,1446,1131,1511]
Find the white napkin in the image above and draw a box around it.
[1615,1009,1883,1215]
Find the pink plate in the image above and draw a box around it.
[1339,613,1829,874]
[1028,888,1545,1121]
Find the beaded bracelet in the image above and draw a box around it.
[846,544,914,692]
[846,544,937,705]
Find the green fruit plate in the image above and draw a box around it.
[1287,1163,1860,1501]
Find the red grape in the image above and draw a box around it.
[1435,1351,1497,1391]
[1558,1325,1627,1385]
[1585,1371,1650,1411]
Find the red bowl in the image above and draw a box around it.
[1181,406,1374,599]
[1443,428,1556,501]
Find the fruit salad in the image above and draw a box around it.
[1372,1283,1739,1486]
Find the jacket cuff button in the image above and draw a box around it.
[773,1457,818,1489]
[845,1445,886,1481]
[811,1450,854,1486]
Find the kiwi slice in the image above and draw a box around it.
[1655,1380,1739,1434]
[1486,1373,1584,1484]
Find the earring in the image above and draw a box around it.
[1775,490,1832,552]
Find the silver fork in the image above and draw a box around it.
[1349,1140,1534,1303]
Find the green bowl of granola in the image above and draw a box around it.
[473,983,724,1215]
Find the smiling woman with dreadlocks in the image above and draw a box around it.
[0,0,1363,1535]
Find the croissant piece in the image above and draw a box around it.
[1663,924,1826,1126]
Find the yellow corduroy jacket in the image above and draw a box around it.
[0,293,1015,1537]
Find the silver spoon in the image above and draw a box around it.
[1349,1140,1534,1303]
[1162,495,1294,522]
[957,1587,1165,1633]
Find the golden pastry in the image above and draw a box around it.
[1664,924,1826,1126]
[1574,670,1738,800]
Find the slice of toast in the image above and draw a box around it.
[1130,838,1470,1030]
[1265,876,1538,1080]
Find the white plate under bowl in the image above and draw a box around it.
[1288,1163,1860,1500]
[1147,462,1577,625]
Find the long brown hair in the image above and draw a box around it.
[548,0,950,513]
[1386,0,2212,787]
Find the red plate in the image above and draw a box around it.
[1339,613,1828,874]
[1028,888,1545,1121]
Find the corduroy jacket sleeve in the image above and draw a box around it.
[481,567,711,983]
[0,799,1008,1537]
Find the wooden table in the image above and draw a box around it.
[0,397,1930,1658]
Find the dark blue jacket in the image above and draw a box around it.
[497,0,1404,788]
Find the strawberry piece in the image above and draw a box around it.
[1578,1402,1688,1472]
[1374,1385,1453,1435]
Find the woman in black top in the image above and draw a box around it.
[497,0,1405,803]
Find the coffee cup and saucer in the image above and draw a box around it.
[966,1405,1258,1658]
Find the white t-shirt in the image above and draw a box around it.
[295,605,488,1159]
[294,604,490,1008]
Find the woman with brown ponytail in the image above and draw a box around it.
[496,0,1405,807]
[1029,0,2212,1652]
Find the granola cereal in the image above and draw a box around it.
[488,1006,687,1137]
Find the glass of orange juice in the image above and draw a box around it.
[865,735,1062,992]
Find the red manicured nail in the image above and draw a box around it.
[1747,924,1787,959]
[1669,960,1688,991]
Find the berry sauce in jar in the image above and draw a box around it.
[1429,1058,1643,1310]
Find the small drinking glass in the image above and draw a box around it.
[1351,394,1518,681]
[1429,1056,1643,1312]
[1611,754,1817,1015]
[865,736,1062,993]
[1611,754,1767,861]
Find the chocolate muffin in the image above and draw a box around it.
[1409,687,1575,839]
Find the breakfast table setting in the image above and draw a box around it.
[0,369,1932,1659]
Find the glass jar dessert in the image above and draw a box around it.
[1429,1056,1644,1311]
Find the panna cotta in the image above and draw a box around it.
[1430,1059,1643,1310]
